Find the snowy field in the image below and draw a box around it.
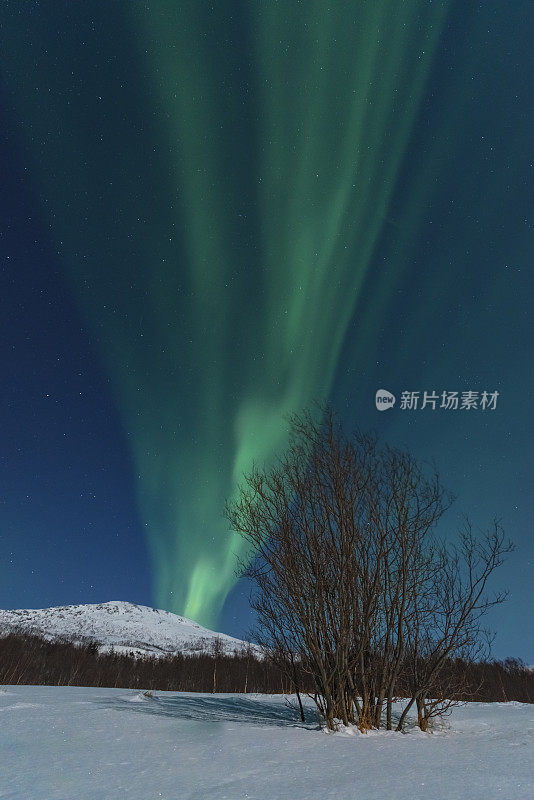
[1,686,532,800]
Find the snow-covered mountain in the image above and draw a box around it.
[0,601,251,658]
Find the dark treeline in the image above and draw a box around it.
[0,632,532,703]
[0,633,289,693]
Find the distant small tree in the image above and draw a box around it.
[211,637,223,693]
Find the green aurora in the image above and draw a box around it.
[1,1,450,625]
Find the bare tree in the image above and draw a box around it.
[226,408,512,732]
[396,520,512,730]
[211,637,223,693]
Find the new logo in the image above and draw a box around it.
[375,389,396,411]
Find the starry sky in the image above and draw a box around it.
[0,1,533,661]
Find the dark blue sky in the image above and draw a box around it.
[0,1,533,660]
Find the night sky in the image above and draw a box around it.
[1,1,533,661]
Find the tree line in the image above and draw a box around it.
[0,631,532,705]
[0,632,286,693]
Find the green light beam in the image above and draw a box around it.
[0,0,449,625]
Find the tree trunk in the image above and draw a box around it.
[295,685,305,722]
[386,694,393,730]
[416,697,429,731]
[396,694,417,731]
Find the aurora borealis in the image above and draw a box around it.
[1,2,533,658]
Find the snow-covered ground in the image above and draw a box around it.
[0,601,249,657]
[1,686,532,800]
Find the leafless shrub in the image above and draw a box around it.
[226,408,514,731]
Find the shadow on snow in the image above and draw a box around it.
[100,693,320,728]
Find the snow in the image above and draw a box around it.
[0,686,532,799]
[0,601,249,657]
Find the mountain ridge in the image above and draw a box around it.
[0,601,251,658]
